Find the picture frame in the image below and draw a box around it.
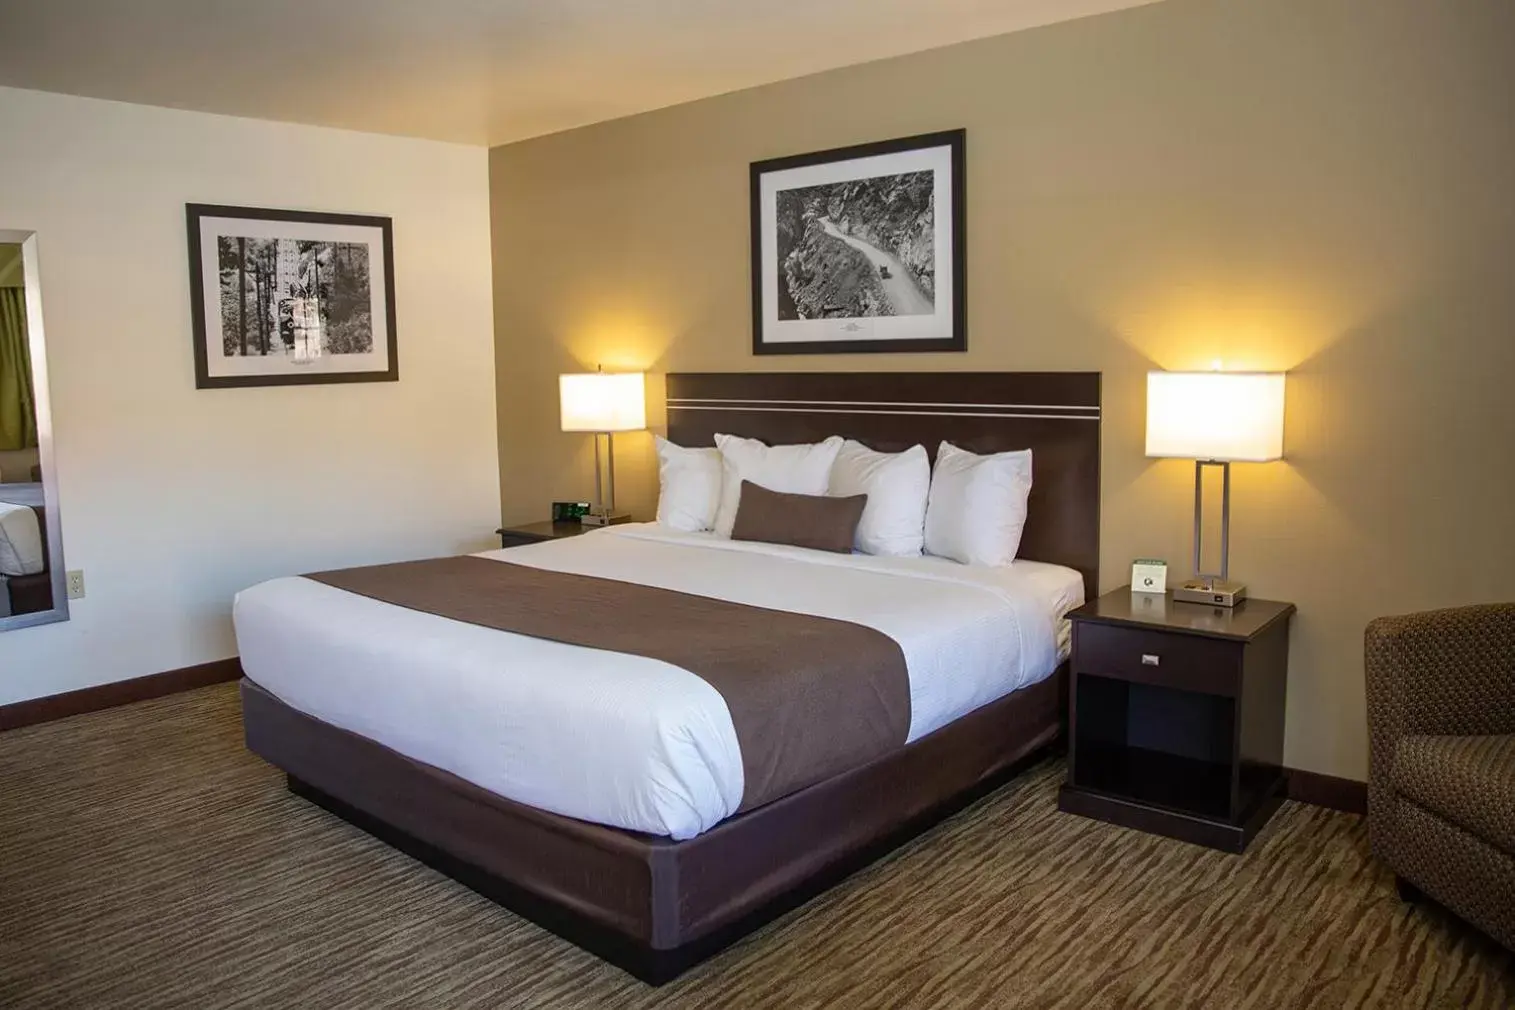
[186,203,398,389]
[750,129,965,356]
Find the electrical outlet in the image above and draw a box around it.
[66,569,85,600]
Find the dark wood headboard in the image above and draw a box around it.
[666,372,1101,599]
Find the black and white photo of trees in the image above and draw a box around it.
[189,204,397,388]
[217,237,372,360]
[775,170,935,321]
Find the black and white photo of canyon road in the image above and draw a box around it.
[775,170,934,320]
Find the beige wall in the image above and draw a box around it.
[0,86,499,704]
[489,0,1515,781]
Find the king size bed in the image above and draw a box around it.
[237,371,1101,983]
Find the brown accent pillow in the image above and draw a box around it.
[729,480,867,554]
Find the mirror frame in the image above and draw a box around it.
[0,229,69,631]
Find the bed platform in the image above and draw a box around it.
[244,670,1063,983]
[240,371,1101,983]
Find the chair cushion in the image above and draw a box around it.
[1392,733,1515,856]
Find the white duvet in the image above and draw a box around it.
[234,523,1083,840]
[0,502,44,577]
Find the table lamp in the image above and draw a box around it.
[559,370,646,526]
[1146,370,1286,606]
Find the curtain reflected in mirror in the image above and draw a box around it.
[0,233,68,630]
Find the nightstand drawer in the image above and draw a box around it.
[498,534,545,549]
[496,522,590,549]
[1075,623,1241,696]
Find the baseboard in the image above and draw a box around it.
[0,657,243,732]
[1286,767,1367,815]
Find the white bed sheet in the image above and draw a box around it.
[0,502,43,577]
[234,523,1084,840]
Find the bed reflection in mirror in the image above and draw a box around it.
[0,232,68,630]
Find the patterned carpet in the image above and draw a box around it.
[1,685,1511,1009]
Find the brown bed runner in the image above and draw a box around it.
[306,555,911,812]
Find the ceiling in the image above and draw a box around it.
[0,0,1161,147]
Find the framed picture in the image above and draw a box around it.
[750,129,965,355]
[186,204,398,388]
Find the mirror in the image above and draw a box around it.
[0,231,68,630]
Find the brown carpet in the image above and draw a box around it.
[1,685,1510,1009]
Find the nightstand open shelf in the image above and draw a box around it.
[1075,739,1234,822]
[1058,589,1295,853]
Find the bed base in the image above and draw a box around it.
[6,571,53,615]
[286,741,1053,984]
[284,776,711,983]
[244,669,1065,985]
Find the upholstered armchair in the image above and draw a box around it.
[1366,603,1515,951]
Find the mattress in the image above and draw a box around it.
[0,501,44,577]
[234,523,1084,840]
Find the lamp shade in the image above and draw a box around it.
[559,372,646,433]
[1146,371,1286,462]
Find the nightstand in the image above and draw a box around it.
[1057,587,1295,853]
[495,521,593,549]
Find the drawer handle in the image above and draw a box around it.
[1141,654,1161,666]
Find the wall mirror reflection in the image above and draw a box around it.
[0,231,68,630]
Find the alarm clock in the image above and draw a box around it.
[551,500,592,522]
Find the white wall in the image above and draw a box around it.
[0,87,500,704]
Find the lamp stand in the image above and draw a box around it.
[580,431,631,527]
[1173,459,1248,607]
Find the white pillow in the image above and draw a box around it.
[828,440,929,557]
[713,433,843,538]
[923,442,1034,567]
[655,436,723,532]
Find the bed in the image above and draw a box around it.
[0,483,51,617]
[238,371,1101,983]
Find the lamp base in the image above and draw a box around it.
[581,512,633,527]
[1173,579,1248,608]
